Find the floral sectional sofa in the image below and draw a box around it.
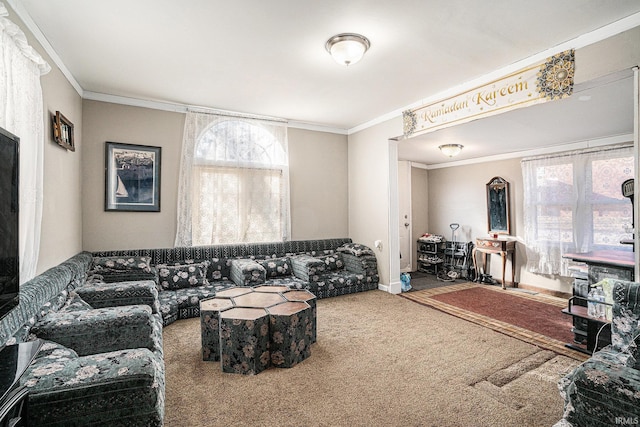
[0,238,378,426]
[89,238,379,326]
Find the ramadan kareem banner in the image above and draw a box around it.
[403,49,575,138]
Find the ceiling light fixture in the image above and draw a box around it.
[439,144,464,157]
[325,33,370,66]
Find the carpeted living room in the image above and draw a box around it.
[1,2,639,427]
[162,287,581,426]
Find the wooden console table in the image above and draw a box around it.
[472,238,516,289]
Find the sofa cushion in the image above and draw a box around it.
[230,259,266,286]
[31,305,159,357]
[60,292,93,312]
[157,261,210,290]
[337,243,375,257]
[258,257,292,278]
[317,253,344,271]
[76,280,160,314]
[22,348,164,427]
[91,256,157,283]
[208,257,231,281]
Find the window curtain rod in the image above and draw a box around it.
[186,107,288,124]
[521,142,633,163]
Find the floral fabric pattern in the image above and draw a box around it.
[22,347,164,427]
[76,280,160,314]
[258,257,292,278]
[157,261,210,290]
[220,312,271,375]
[268,303,313,368]
[31,304,159,357]
[337,243,375,257]
[558,280,640,426]
[317,253,344,271]
[230,259,266,286]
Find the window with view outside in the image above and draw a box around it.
[522,144,634,276]
[190,118,289,245]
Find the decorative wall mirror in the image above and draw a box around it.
[486,176,510,235]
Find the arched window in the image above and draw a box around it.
[176,113,290,245]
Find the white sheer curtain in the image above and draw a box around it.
[175,110,290,246]
[522,144,634,276]
[0,3,50,283]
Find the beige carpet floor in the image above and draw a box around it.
[162,290,579,427]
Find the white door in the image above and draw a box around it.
[398,161,412,272]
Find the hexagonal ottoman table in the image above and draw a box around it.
[199,286,317,375]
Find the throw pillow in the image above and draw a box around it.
[258,257,292,278]
[337,243,375,257]
[156,261,210,290]
[317,253,344,271]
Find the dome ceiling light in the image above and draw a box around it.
[439,144,464,157]
[325,33,370,66]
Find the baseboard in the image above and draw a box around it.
[517,282,571,299]
[379,281,402,294]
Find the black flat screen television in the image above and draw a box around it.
[0,126,19,320]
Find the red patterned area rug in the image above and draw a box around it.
[401,283,588,361]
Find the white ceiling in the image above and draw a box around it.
[13,0,640,164]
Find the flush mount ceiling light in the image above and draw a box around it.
[439,144,464,157]
[325,33,370,66]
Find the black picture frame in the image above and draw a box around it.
[105,142,161,212]
[486,176,510,235]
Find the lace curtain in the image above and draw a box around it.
[175,111,290,246]
[521,144,634,276]
[0,3,50,283]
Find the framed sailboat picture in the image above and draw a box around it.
[105,142,161,212]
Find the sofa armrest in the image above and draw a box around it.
[290,255,325,282]
[560,346,640,426]
[22,347,164,426]
[30,305,162,357]
[341,252,378,279]
[230,259,266,286]
[76,280,160,313]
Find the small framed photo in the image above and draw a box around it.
[105,142,161,212]
[52,111,75,151]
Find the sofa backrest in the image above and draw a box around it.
[92,238,353,281]
[0,251,92,348]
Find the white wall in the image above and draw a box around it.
[348,116,403,289]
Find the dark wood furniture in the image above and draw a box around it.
[561,250,634,354]
[562,297,611,355]
[472,238,516,289]
[563,250,635,284]
[0,340,43,427]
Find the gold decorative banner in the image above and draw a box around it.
[403,49,575,138]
